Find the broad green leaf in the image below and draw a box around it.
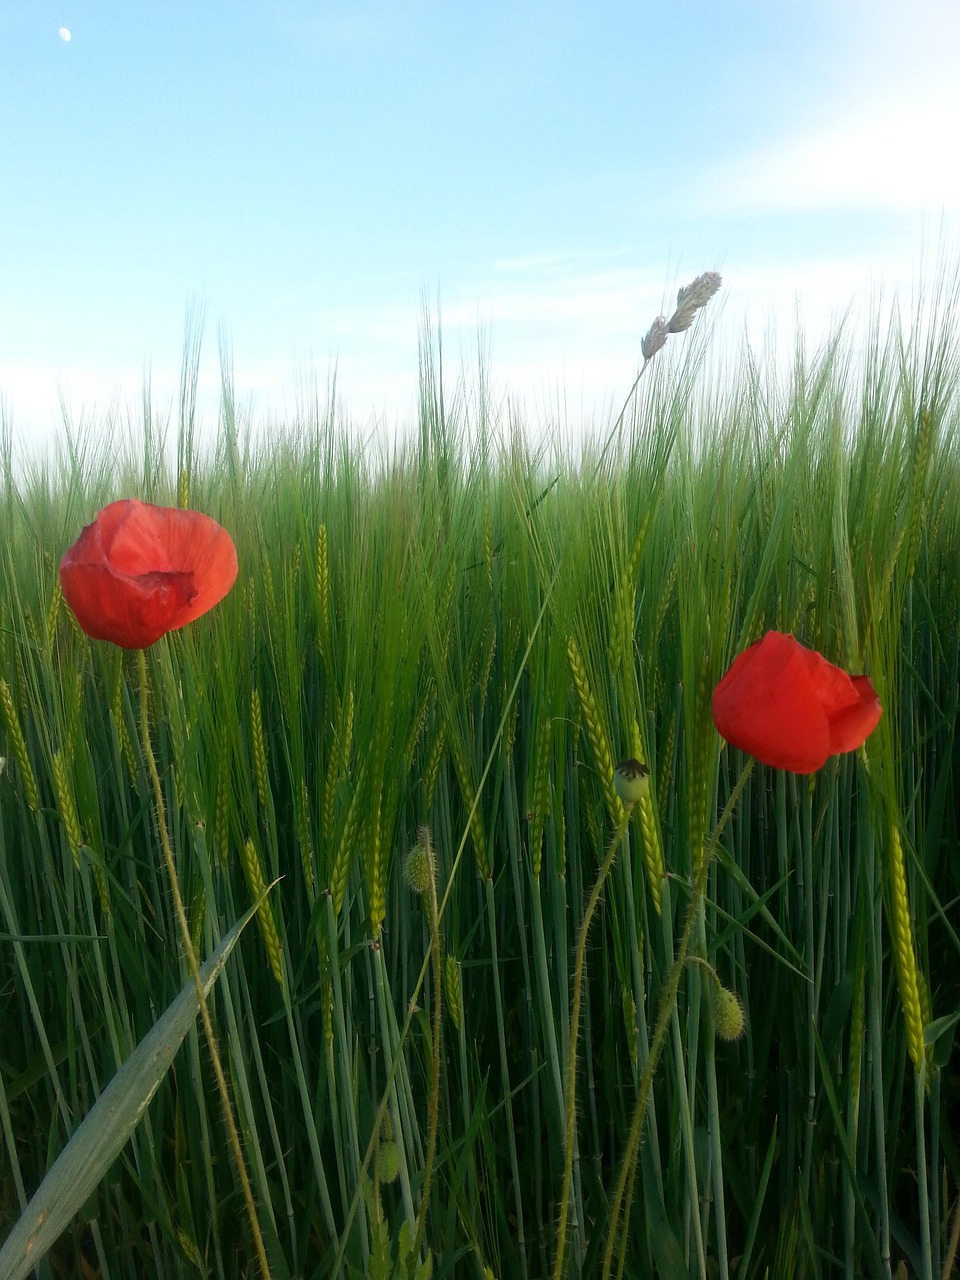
[0,901,262,1280]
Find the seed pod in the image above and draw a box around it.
[714,986,746,1041]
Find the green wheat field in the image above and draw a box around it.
[1,278,959,1280]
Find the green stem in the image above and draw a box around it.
[705,997,729,1280]
[531,873,566,1130]
[800,780,817,1228]
[324,894,370,1270]
[552,801,633,1280]
[664,905,707,1279]
[943,1191,960,1280]
[412,867,443,1263]
[916,1065,932,1280]
[602,758,754,1280]
[484,874,529,1280]
[137,648,272,1279]
[864,811,893,1280]
[371,944,418,1230]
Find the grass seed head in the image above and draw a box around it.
[641,315,670,361]
[0,676,41,813]
[443,954,463,1031]
[668,270,722,333]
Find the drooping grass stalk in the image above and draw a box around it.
[661,886,707,1279]
[611,816,668,1251]
[603,758,755,1280]
[136,648,272,1279]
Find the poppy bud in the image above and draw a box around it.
[714,986,746,1041]
[405,847,433,896]
[405,826,436,896]
[378,1140,401,1184]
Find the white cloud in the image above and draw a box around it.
[700,0,960,217]
[709,88,960,214]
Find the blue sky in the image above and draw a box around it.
[2,0,958,453]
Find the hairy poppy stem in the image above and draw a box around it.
[602,758,755,1280]
[137,649,273,1280]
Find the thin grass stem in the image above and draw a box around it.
[136,648,273,1279]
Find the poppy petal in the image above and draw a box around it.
[795,644,864,719]
[156,509,238,626]
[102,501,177,575]
[712,631,882,773]
[60,499,238,649]
[712,635,832,772]
[59,564,198,649]
[828,675,883,754]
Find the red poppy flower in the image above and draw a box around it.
[60,499,238,649]
[712,631,882,773]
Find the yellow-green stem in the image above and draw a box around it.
[552,801,634,1280]
[137,649,272,1279]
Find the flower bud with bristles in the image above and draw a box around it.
[668,270,722,333]
[714,985,746,1041]
[379,1140,401,1184]
[405,826,436,896]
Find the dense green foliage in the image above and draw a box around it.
[1,295,959,1279]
